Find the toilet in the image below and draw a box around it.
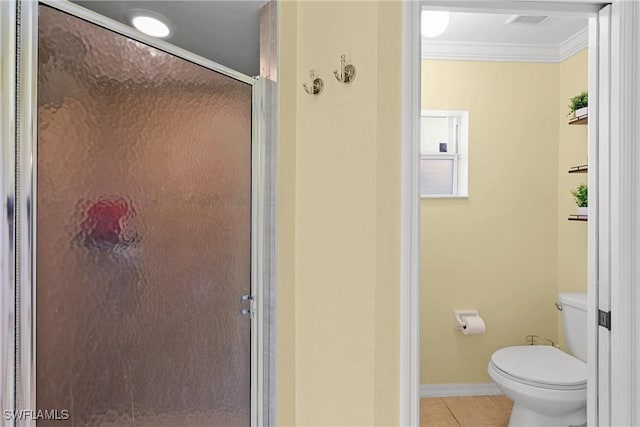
[488,293,587,427]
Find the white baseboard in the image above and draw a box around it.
[420,383,502,398]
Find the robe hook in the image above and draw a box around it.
[333,55,356,84]
[303,69,324,95]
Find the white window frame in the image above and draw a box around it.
[420,109,468,198]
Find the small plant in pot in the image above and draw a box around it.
[568,91,588,119]
[571,183,588,216]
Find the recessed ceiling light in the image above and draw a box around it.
[421,10,450,38]
[127,9,171,38]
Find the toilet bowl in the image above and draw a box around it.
[488,345,586,426]
[488,293,588,427]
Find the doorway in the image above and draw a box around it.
[399,1,613,426]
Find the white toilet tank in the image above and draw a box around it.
[558,292,588,361]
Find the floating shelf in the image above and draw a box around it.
[568,215,588,221]
[568,165,588,174]
[569,115,588,125]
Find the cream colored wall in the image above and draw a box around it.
[557,50,589,350]
[421,60,561,384]
[278,1,401,425]
[374,2,402,423]
[278,0,584,416]
[420,52,588,384]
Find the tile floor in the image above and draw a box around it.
[421,395,513,427]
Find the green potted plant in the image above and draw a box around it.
[571,183,588,216]
[568,91,588,119]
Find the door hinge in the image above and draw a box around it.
[240,294,256,319]
[598,309,611,331]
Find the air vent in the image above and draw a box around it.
[505,15,549,25]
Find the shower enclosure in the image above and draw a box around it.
[1,1,269,425]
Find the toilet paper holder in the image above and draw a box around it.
[454,310,480,330]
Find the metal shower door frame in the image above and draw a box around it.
[9,0,267,425]
[0,1,18,425]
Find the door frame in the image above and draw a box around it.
[0,0,17,423]
[5,0,271,425]
[400,1,640,425]
[607,2,640,425]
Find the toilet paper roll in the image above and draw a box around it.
[461,316,486,335]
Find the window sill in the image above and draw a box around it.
[421,195,469,199]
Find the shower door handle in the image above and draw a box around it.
[240,294,255,318]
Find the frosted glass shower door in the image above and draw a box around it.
[36,5,253,426]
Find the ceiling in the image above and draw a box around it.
[425,12,588,45]
[66,5,590,71]
[71,1,268,76]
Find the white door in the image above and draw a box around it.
[588,4,611,426]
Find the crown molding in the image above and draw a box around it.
[422,28,588,63]
[558,27,589,61]
[422,1,602,15]
[421,40,560,62]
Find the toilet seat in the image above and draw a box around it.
[490,346,587,391]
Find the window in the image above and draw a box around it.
[420,110,468,197]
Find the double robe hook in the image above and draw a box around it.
[302,55,357,95]
[333,55,356,84]
[303,69,324,95]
